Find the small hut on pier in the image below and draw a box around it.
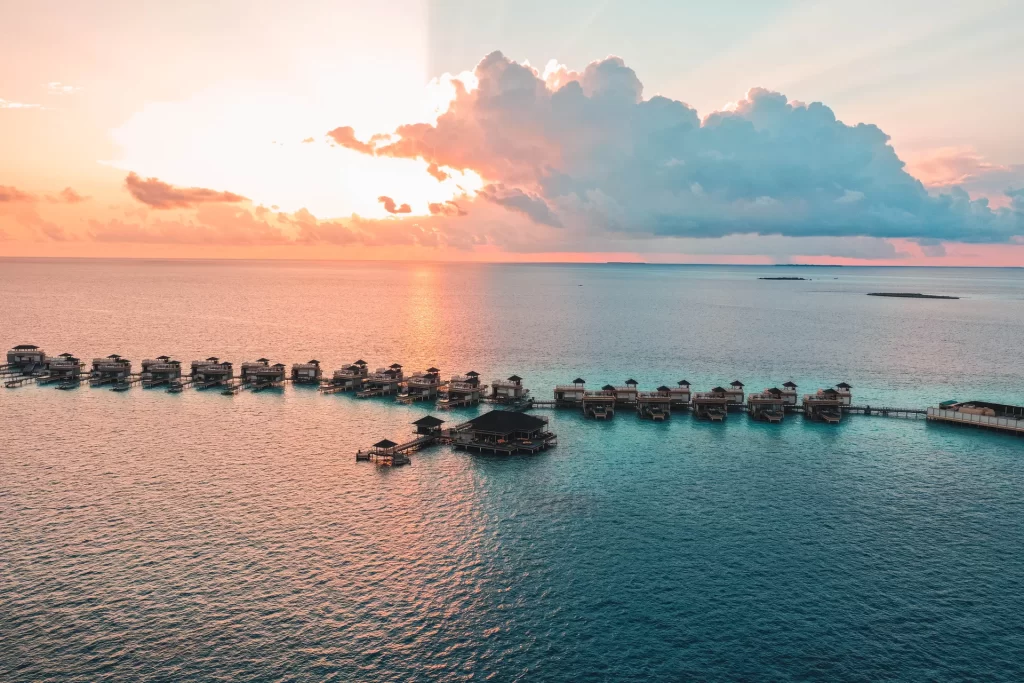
[451,411,556,454]
[636,386,673,420]
[554,378,586,407]
[141,356,182,387]
[412,415,446,436]
[90,354,132,386]
[803,388,844,423]
[437,371,483,409]
[490,374,531,405]
[747,388,786,422]
[291,359,322,384]
[692,387,731,421]
[357,438,409,465]
[582,385,617,419]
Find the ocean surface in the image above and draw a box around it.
[2,258,1023,681]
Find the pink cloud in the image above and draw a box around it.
[124,172,247,209]
[0,186,36,202]
[378,196,412,214]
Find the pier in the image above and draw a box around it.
[357,415,448,465]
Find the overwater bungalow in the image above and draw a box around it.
[613,379,640,405]
[781,381,799,406]
[582,385,617,419]
[670,380,692,407]
[451,411,556,454]
[490,374,531,405]
[290,359,322,384]
[140,356,182,388]
[191,357,234,388]
[747,388,786,422]
[802,388,844,423]
[554,378,587,407]
[692,387,731,421]
[636,386,673,420]
[323,359,369,393]
[437,371,484,409]
[398,367,442,403]
[357,363,404,398]
[835,382,853,405]
[3,344,47,376]
[241,358,286,389]
[927,401,1024,436]
[90,354,132,386]
[725,380,745,407]
[44,353,83,387]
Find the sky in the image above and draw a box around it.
[1,0,1023,265]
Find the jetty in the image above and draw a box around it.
[437,371,484,409]
[356,363,404,398]
[868,293,959,300]
[321,360,368,393]
[357,415,448,465]
[397,367,442,403]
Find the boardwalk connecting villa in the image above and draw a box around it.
[692,387,731,421]
[398,367,442,403]
[451,411,556,454]
[437,371,484,409]
[747,388,786,422]
[290,360,322,385]
[322,360,369,393]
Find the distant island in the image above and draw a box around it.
[759,277,808,281]
[867,293,960,299]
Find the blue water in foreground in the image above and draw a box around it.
[2,260,1023,681]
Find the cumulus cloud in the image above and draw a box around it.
[124,172,247,209]
[325,51,1023,244]
[426,162,449,182]
[428,200,467,216]
[378,195,412,214]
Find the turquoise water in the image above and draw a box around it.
[2,259,1023,680]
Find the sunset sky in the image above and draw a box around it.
[1,0,1023,265]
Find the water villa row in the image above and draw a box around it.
[5,344,1021,437]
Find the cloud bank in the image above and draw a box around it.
[331,51,1022,244]
[125,172,247,209]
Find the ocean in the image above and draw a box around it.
[2,259,1023,681]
